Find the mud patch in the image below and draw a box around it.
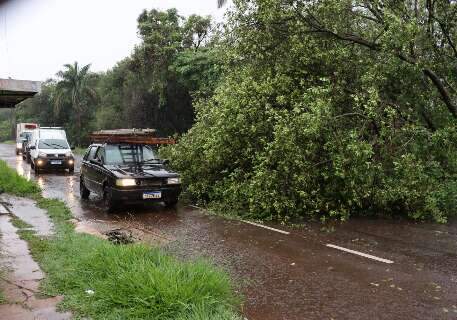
[105,229,135,245]
[71,217,172,246]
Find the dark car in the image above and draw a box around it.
[80,143,181,211]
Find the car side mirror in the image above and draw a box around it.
[162,159,170,165]
[29,146,36,150]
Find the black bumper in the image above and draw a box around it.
[35,157,74,170]
[110,186,181,203]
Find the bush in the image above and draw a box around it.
[163,75,457,223]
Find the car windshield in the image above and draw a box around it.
[104,144,159,165]
[38,139,69,149]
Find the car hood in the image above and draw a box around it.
[105,164,179,179]
[37,148,71,155]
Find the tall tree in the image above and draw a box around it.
[54,62,97,145]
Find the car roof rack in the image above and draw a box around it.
[90,129,175,145]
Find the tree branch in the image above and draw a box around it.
[423,68,457,118]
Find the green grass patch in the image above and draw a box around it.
[0,270,5,304]
[0,160,40,196]
[1,140,15,145]
[0,160,241,319]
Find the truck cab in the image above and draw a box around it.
[16,123,38,155]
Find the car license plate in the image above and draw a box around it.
[143,191,161,199]
[50,160,62,165]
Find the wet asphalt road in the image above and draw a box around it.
[1,143,457,320]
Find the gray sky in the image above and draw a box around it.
[0,0,226,81]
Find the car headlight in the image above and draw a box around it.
[167,177,181,185]
[116,179,136,187]
[65,151,73,157]
[38,152,47,158]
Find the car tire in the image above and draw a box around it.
[26,154,31,164]
[16,149,19,156]
[34,165,40,174]
[103,187,117,213]
[80,179,90,199]
[69,166,74,174]
[164,198,178,208]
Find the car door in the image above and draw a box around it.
[91,146,106,195]
[81,146,99,192]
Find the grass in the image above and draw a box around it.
[0,269,5,304]
[0,159,241,319]
[0,231,5,304]
[0,161,40,195]
[73,147,87,156]
[0,140,15,145]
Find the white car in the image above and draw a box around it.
[29,128,75,174]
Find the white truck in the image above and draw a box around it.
[15,123,38,155]
[29,127,75,174]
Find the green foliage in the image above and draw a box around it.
[54,62,97,145]
[0,160,40,196]
[164,0,457,223]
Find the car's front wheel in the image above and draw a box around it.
[103,187,118,213]
[80,179,90,199]
[69,166,74,174]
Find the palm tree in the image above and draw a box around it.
[54,62,96,145]
[217,0,227,8]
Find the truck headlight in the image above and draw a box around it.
[167,177,181,185]
[116,179,136,187]
[38,152,47,158]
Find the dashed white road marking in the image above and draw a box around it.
[241,220,290,235]
[188,205,290,235]
[326,244,394,264]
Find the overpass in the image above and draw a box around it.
[0,78,41,108]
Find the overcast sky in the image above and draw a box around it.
[0,0,226,81]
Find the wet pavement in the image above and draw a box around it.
[0,196,71,320]
[1,143,457,319]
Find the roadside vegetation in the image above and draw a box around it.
[0,160,241,319]
[165,1,457,223]
[3,1,457,223]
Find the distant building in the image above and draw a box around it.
[0,78,41,108]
